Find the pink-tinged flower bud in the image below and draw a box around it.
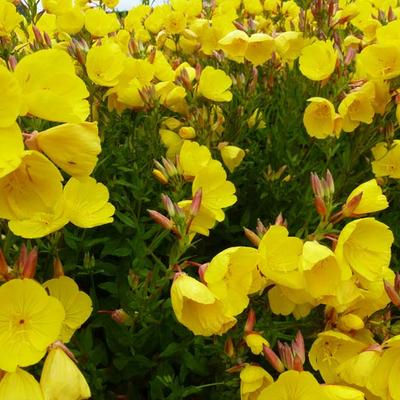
[161,194,176,217]
[384,280,400,307]
[195,63,202,81]
[226,363,246,374]
[32,25,43,44]
[7,55,17,71]
[43,31,52,48]
[224,337,235,358]
[128,38,138,56]
[162,157,178,177]
[388,6,396,21]
[342,192,363,217]
[256,218,267,236]
[325,170,335,194]
[292,354,304,371]
[148,210,174,231]
[292,331,305,363]
[263,345,285,373]
[198,263,209,283]
[190,188,202,217]
[18,243,27,270]
[344,47,357,65]
[152,169,169,185]
[244,227,261,247]
[314,196,327,217]
[53,257,65,278]
[275,212,286,226]
[148,47,156,64]
[0,250,9,280]
[395,273,400,292]
[244,308,256,333]
[310,172,324,198]
[22,247,38,279]
[278,342,294,370]
[23,131,40,151]
[233,20,245,31]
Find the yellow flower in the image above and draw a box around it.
[160,129,183,159]
[15,49,89,123]
[357,44,400,80]
[41,0,71,15]
[124,4,151,32]
[0,368,44,400]
[40,347,91,400]
[344,179,388,216]
[240,365,273,400]
[220,145,245,173]
[179,140,211,176]
[170,272,236,336]
[301,241,350,298]
[56,6,85,35]
[371,140,400,178]
[320,385,365,400]
[299,40,337,81]
[192,160,237,222]
[155,81,188,114]
[303,97,342,139]
[244,333,270,355]
[63,177,115,228]
[335,218,393,282]
[197,66,232,102]
[35,122,101,177]
[218,30,249,61]
[0,65,22,127]
[204,247,260,315]
[0,0,23,37]
[0,123,24,178]
[170,0,202,17]
[258,225,304,289]
[0,151,63,220]
[104,0,119,8]
[0,279,65,372]
[309,331,368,384]
[86,42,126,87]
[244,33,275,66]
[275,31,309,62]
[243,0,263,14]
[84,7,120,37]
[258,370,323,399]
[164,10,186,34]
[43,276,92,343]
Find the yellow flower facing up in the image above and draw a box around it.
[204,247,260,316]
[63,177,115,228]
[15,49,89,123]
[170,272,236,336]
[192,160,237,222]
[84,7,120,37]
[220,144,245,173]
[218,30,249,62]
[164,10,187,34]
[344,179,388,216]
[244,33,275,66]
[34,122,101,177]
[0,368,44,400]
[44,276,92,343]
[371,140,400,179]
[179,140,211,177]
[303,97,342,139]
[0,123,24,178]
[275,31,309,62]
[0,0,23,37]
[299,40,337,81]
[86,42,126,87]
[335,217,393,282]
[40,347,91,400]
[240,365,273,400]
[0,65,22,127]
[56,6,85,35]
[0,279,65,372]
[258,225,304,289]
[197,66,233,102]
[258,370,324,399]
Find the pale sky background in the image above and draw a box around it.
[117,0,167,10]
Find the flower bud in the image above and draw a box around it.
[243,227,261,246]
[111,309,132,325]
[244,308,256,333]
[263,345,285,373]
[148,210,174,231]
[278,341,294,370]
[22,247,38,279]
[32,25,43,45]
[224,337,235,358]
[342,192,363,217]
[314,196,327,217]
[190,188,202,217]
[291,331,305,363]
[161,194,176,217]
[384,280,400,307]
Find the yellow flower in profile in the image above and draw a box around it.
[344,179,388,216]
[258,225,304,289]
[371,140,400,179]
[0,368,44,400]
[259,370,323,399]
[220,144,245,173]
[240,365,273,400]
[299,40,337,81]
[35,122,101,177]
[40,347,91,400]
[0,279,65,372]
[275,31,309,62]
[244,33,275,66]
[170,272,236,336]
[0,0,23,37]
[86,42,126,87]
[192,160,237,222]
[164,10,187,34]
[179,140,211,176]
[219,30,249,61]
[0,65,22,127]
[0,123,24,178]
[303,97,342,139]
[357,44,400,80]
[0,151,63,220]
[160,129,183,159]
[170,0,202,17]
[56,6,85,35]
[197,66,232,102]
[321,385,365,400]
[178,199,217,236]
[15,49,89,123]
[335,218,393,282]
[204,247,260,315]
[309,331,368,384]
[244,333,270,355]
[44,276,92,343]
[84,7,120,37]
[63,177,115,228]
